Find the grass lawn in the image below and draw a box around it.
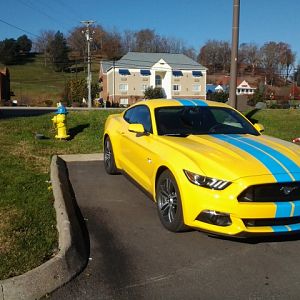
[0,109,121,280]
[0,108,300,280]
[0,54,99,105]
[251,108,300,141]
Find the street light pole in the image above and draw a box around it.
[81,20,95,108]
[229,0,240,109]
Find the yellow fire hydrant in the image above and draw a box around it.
[52,104,70,139]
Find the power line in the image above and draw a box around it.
[53,0,83,24]
[35,0,79,27]
[14,0,71,31]
[0,18,39,38]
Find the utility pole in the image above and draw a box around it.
[228,0,240,109]
[113,59,115,104]
[81,20,95,108]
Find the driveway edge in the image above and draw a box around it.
[0,155,89,300]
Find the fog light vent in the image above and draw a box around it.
[197,210,232,227]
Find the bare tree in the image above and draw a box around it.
[90,25,107,55]
[33,30,55,66]
[239,43,260,76]
[277,42,295,82]
[218,41,231,73]
[198,40,217,72]
[134,29,157,52]
[122,30,136,53]
[182,47,197,61]
[68,25,107,59]
[101,31,124,59]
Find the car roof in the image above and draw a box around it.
[131,99,231,110]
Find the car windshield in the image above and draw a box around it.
[155,106,259,136]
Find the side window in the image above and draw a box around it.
[211,108,243,128]
[124,105,152,133]
[124,108,134,123]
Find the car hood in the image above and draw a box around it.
[157,134,300,182]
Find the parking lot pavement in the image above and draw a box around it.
[50,160,300,300]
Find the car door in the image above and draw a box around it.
[120,105,155,191]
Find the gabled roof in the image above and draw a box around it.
[217,76,256,89]
[101,61,114,73]
[237,79,256,89]
[101,52,206,73]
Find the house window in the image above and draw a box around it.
[173,84,181,91]
[172,70,183,77]
[192,71,203,77]
[141,84,149,92]
[119,83,128,92]
[155,75,162,87]
[140,69,151,76]
[120,98,129,106]
[119,69,131,76]
[192,85,201,92]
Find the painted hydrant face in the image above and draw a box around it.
[52,110,69,139]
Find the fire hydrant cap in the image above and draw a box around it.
[56,105,68,114]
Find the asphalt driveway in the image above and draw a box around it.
[49,160,300,300]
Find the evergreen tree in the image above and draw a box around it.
[16,35,32,54]
[0,38,18,64]
[48,31,70,72]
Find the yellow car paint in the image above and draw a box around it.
[104,99,300,236]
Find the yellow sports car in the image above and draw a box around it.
[103,99,300,237]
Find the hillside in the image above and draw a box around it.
[0,54,99,106]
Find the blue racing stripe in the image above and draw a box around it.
[214,134,292,182]
[190,99,208,106]
[288,224,300,231]
[176,99,196,106]
[293,200,300,216]
[272,225,289,233]
[176,99,208,107]
[238,136,300,181]
[275,202,293,218]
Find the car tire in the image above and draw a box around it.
[104,136,119,175]
[156,170,188,232]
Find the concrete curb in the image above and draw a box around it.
[60,153,103,162]
[0,155,90,300]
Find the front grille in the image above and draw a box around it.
[238,182,300,202]
[243,216,300,227]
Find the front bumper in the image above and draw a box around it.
[181,174,300,236]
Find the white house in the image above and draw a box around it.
[236,80,256,95]
[100,52,207,106]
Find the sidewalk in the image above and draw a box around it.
[0,154,101,300]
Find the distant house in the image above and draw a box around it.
[0,68,10,101]
[216,76,256,96]
[206,84,226,94]
[99,52,207,106]
[236,80,256,95]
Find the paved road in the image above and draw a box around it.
[50,160,300,300]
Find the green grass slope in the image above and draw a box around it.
[1,54,99,106]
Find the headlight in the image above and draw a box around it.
[183,170,231,190]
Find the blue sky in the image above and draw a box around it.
[1,0,299,61]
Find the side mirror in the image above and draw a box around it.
[254,123,265,133]
[128,123,145,134]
